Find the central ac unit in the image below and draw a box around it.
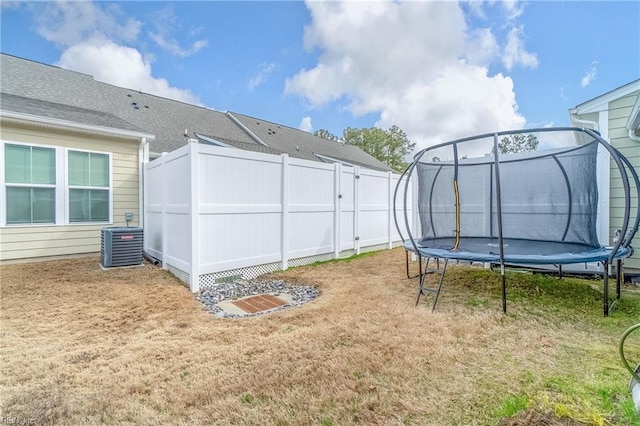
[101,227,144,268]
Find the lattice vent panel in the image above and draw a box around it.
[288,253,334,268]
[199,262,282,290]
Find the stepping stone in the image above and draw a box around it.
[216,293,294,316]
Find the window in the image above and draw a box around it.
[68,151,109,222]
[4,144,56,224]
[2,142,112,226]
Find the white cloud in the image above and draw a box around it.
[581,61,598,88]
[56,38,201,105]
[1,1,23,10]
[286,1,527,150]
[32,1,141,47]
[299,116,313,132]
[502,26,538,70]
[465,27,500,67]
[376,66,525,148]
[147,6,207,57]
[501,0,525,22]
[27,1,202,105]
[148,33,207,57]
[247,63,277,91]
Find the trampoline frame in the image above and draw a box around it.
[394,127,640,316]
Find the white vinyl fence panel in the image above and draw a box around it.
[145,142,411,292]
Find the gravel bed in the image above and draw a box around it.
[196,279,319,318]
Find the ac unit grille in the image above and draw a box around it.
[101,227,144,268]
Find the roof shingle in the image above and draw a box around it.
[0,53,391,171]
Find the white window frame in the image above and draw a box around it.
[66,148,113,225]
[1,140,113,227]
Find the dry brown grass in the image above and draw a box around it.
[1,249,638,425]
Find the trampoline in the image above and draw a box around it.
[394,127,639,316]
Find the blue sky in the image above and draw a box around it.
[1,1,638,150]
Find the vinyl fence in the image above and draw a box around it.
[144,141,412,292]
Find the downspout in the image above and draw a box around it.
[629,129,640,142]
[138,137,148,229]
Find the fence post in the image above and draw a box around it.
[161,153,169,270]
[281,154,290,271]
[333,162,342,259]
[387,171,393,249]
[189,141,200,292]
[354,165,361,255]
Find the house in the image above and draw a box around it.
[569,79,640,272]
[0,53,391,263]
[0,93,154,262]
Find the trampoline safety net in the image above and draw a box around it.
[417,137,600,253]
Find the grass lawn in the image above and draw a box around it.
[1,248,639,425]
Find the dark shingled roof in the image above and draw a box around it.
[0,53,392,172]
[0,93,145,134]
[228,112,392,172]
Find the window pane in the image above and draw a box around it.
[5,144,30,183]
[68,151,89,186]
[32,187,55,223]
[69,151,109,187]
[90,190,109,221]
[90,153,109,187]
[31,147,56,184]
[69,189,108,222]
[69,189,88,222]
[4,144,55,184]
[6,187,31,224]
[6,187,55,224]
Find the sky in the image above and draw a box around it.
[1,1,639,151]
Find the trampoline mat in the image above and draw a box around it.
[404,237,631,265]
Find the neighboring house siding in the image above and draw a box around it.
[608,92,640,271]
[0,123,140,261]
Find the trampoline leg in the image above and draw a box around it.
[558,265,563,280]
[603,261,609,317]
[405,250,421,279]
[616,259,622,300]
[501,273,507,314]
[415,257,429,306]
[431,259,448,312]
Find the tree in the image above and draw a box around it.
[313,129,339,141]
[498,133,539,154]
[342,125,415,172]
